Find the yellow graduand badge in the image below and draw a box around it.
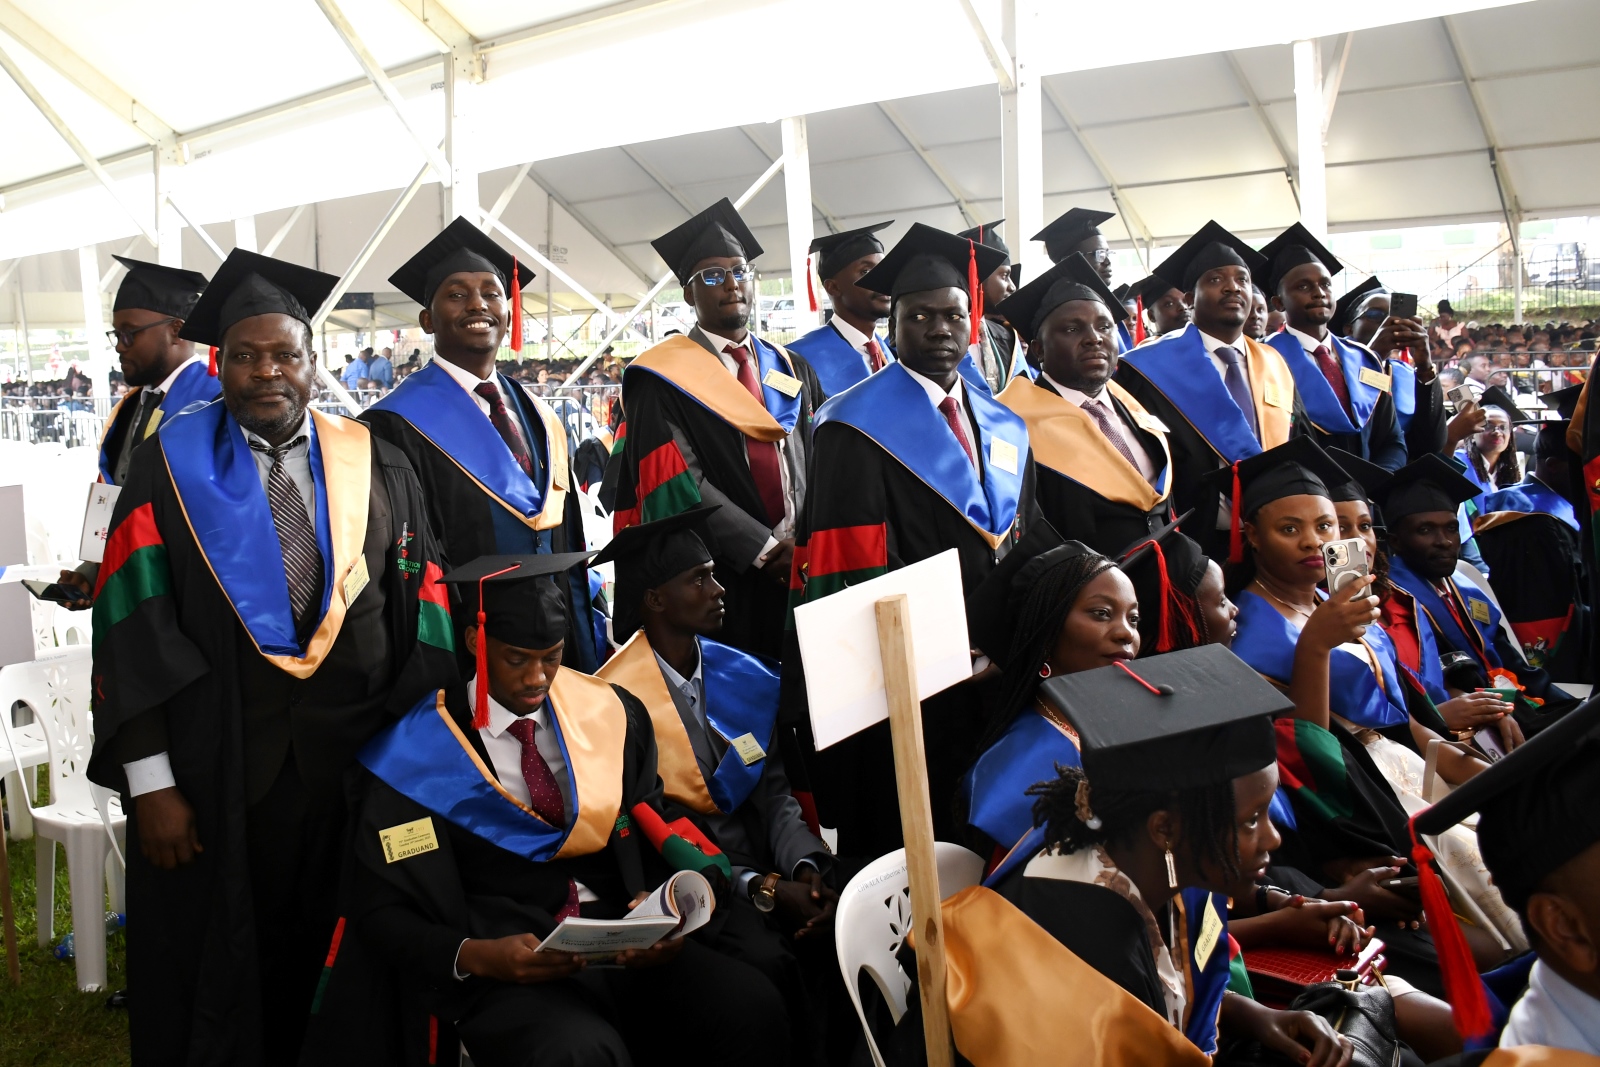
[1194,895,1225,969]
[343,554,370,605]
[1358,366,1392,392]
[989,437,1020,475]
[1468,598,1491,625]
[379,816,440,863]
[728,732,767,767]
[762,368,803,398]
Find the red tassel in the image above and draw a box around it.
[1149,541,1175,652]
[967,239,982,348]
[1410,819,1493,1040]
[207,346,218,376]
[805,253,818,313]
[509,257,523,355]
[1134,296,1147,345]
[471,563,523,729]
[1229,461,1245,566]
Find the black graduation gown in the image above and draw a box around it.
[87,420,453,1067]
[362,383,601,673]
[786,415,1036,863]
[1473,509,1591,684]
[1404,369,1449,459]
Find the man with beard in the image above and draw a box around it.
[88,250,455,1065]
[1115,221,1301,562]
[1033,207,1121,348]
[787,221,893,400]
[364,218,603,671]
[957,219,1022,391]
[1258,224,1406,471]
[1334,276,1454,460]
[991,252,1173,555]
[609,198,820,658]
[789,222,1032,861]
[57,257,218,599]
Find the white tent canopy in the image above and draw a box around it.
[2,0,1595,332]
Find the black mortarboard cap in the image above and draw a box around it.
[809,221,893,281]
[1542,383,1584,421]
[1332,276,1385,336]
[1135,273,1182,305]
[651,197,763,286]
[1414,695,1600,910]
[1373,453,1482,523]
[966,518,1100,667]
[1258,222,1343,295]
[1039,644,1288,791]
[1153,220,1266,293]
[992,252,1127,342]
[111,256,208,320]
[179,249,340,348]
[956,220,1010,263]
[1115,511,1209,654]
[1033,207,1115,263]
[388,215,536,308]
[858,222,1008,301]
[1112,283,1132,302]
[1476,385,1534,425]
[590,506,720,641]
[1199,437,1349,519]
[1326,447,1393,506]
[438,551,592,650]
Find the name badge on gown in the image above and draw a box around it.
[1263,381,1290,409]
[379,817,440,863]
[1194,896,1224,969]
[343,554,370,605]
[1133,412,1170,434]
[989,438,1019,475]
[1358,367,1392,392]
[762,369,803,398]
[729,732,766,766]
[1468,598,1491,624]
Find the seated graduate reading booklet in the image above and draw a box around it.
[536,869,714,958]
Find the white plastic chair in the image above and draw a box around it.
[1,659,52,841]
[835,843,985,1067]
[15,648,126,991]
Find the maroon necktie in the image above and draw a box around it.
[865,338,885,373]
[726,344,787,525]
[1082,400,1146,480]
[505,717,580,921]
[1313,345,1354,419]
[937,397,976,468]
[474,381,534,476]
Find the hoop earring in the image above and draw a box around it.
[1038,662,1052,679]
[1164,847,1178,889]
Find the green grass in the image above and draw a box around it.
[1,776,130,1067]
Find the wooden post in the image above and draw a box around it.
[875,593,954,1067]
[0,820,19,985]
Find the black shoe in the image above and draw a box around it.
[106,989,128,1009]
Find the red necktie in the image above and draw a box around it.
[726,344,787,526]
[506,717,580,921]
[1082,399,1146,480]
[938,397,976,468]
[1313,345,1354,419]
[865,339,885,373]
[474,381,534,476]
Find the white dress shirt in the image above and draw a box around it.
[902,364,980,472]
[124,410,320,798]
[829,315,887,366]
[654,646,707,736]
[1501,959,1600,1054]
[433,355,519,422]
[1043,373,1157,482]
[698,327,798,562]
[155,354,207,395]
[1283,323,1333,358]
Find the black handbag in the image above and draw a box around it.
[1215,979,1409,1067]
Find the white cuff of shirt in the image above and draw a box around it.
[752,535,780,570]
[123,752,176,797]
[454,938,471,980]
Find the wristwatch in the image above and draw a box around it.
[751,872,781,913]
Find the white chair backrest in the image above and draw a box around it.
[835,843,984,1067]
[23,648,95,807]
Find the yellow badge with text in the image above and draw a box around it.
[379,816,439,864]
[1194,895,1225,969]
[1359,367,1392,392]
[1469,598,1491,624]
[343,555,370,605]
[1264,381,1290,409]
[143,409,165,439]
[729,732,767,767]
[1133,412,1170,435]
[762,369,803,398]
[989,438,1020,475]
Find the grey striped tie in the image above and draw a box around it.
[251,437,323,626]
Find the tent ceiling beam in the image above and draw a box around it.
[875,101,979,229]
[483,213,623,326]
[99,238,144,292]
[312,0,454,187]
[738,124,844,234]
[1321,32,1353,136]
[0,0,175,144]
[473,0,678,55]
[619,146,698,216]
[261,204,308,258]
[0,40,159,245]
[1040,80,1155,264]
[1442,14,1521,236]
[387,0,477,58]
[956,0,1014,92]
[1223,50,1299,211]
[164,197,227,263]
[524,167,658,288]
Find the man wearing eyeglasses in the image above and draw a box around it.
[56,257,218,603]
[1033,207,1123,348]
[610,198,821,659]
[1334,276,1452,460]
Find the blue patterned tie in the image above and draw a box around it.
[1214,346,1260,440]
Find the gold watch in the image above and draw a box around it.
[751,872,781,913]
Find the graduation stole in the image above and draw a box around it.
[963,706,1080,851]
[1233,591,1409,730]
[1176,886,1233,1056]
[596,631,780,815]
[787,321,889,398]
[1389,359,1417,427]
[1266,330,1386,435]
[1119,325,1294,461]
[367,361,568,532]
[357,673,626,862]
[1474,478,1580,533]
[814,362,1027,549]
[1115,321,1133,355]
[160,401,369,679]
[625,334,802,440]
[1387,555,1501,672]
[998,376,1171,510]
[96,360,221,483]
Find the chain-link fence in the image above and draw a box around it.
[1359,244,1600,323]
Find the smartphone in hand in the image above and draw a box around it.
[1389,292,1419,321]
[1322,538,1370,595]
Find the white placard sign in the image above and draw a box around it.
[794,549,972,750]
[79,483,122,564]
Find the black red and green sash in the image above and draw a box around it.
[91,502,172,650]
[1265,330,1385,435]
[96,360,220,483]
